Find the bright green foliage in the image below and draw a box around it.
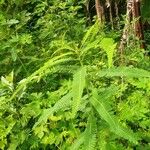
[34,92,72,127]
[90,88,139,143]
[97,67,150,78]
[0,0,150,150]
[69,112,97,150]
[100,38,117,68]
[72,67,86,117]
[83,112,97,150]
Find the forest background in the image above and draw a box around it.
[0,0,150,149]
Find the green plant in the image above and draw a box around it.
[0,1,150,149]
[0,23,150,149]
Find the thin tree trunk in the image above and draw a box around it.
[119,0,145,57]
[84,0,91,25]
[132,0,145,48]
[115,1,120,29]
[119,0,132,53]
[95,0,104,23]
[108,0,114,29]
[118,0,134,65]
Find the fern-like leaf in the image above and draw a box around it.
[97,67,150,78]
[81,21,99,47]
[69,112,97,150]
[80,39,101,57]
[83,111,97,150]
[33,92,72,128]
[100,38,116,68]
[72,67,86,118]
[90,89,117,129]
[9,52,74,102]
[68,133,85,150]
[90,88,139,143]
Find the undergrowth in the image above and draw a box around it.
[0,1,150,150]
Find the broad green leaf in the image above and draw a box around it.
[11,49,17,62]
[1,71,14,91]
[6,19,19,25]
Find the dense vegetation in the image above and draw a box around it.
[0,0,150,149]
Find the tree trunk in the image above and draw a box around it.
[119,0,145,52]
[115,1,120,29]
[84,0,91,25]
[108,0,114,29]
[119,0,132,52]
[132,0,145,48]
[95,0,104,23]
